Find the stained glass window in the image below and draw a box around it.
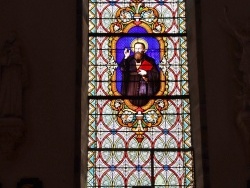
[85,0,195,187]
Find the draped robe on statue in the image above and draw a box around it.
[119,54,160,106]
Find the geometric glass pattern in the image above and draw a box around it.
[86,0,194,187]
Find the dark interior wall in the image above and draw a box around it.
[0,0,249,187]
[0,0,76,187]
[201,0,250,187]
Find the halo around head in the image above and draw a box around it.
[130,38,148,52]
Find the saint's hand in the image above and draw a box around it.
[124,48,130,59]
[138,69,147,76]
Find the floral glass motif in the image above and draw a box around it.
[87,0,193,187]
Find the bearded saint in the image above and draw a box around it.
[119,42,160,106]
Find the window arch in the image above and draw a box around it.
[81,0,204,187]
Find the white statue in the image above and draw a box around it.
[0,32,27,118]
[223,7,250,166]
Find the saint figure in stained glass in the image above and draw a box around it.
[119,42,160,106]
[108,1,168,142]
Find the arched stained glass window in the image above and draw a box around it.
[82,0,202,187]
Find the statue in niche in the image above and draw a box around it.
[0,32,28,118]
[0,32,27,158]
[223,7,250,166]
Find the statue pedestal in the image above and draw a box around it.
[0,118,25,158]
